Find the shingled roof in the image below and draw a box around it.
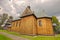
[20,6,52,19]
[21,6,34,17]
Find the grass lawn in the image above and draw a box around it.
[0,34,12,40]
[0,30,60,40]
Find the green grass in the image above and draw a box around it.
[0,30,60,40]
[31,36,60,40]
[0,34,12,40]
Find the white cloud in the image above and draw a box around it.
[57,16,60,22]
[15,1,26,6]
[0,6,6,14]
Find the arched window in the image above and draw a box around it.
[39,20,42,26]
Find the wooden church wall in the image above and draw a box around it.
[8,17,54,35]
[37,18,46,35]
[10,22,16,32]
[8,19,21,32]
[37,18,54,35]
[8,22,14,31]
[16,21,21,32]
[46,19,54,35]
[19,15,37,35]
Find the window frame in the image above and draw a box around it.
[39,20,42,26]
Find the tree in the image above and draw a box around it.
[9,16,13,20]
[52,16,59,25]
[7,16,13,23]
[0,13,8,29]
[56,22,60,33]
[52,16,60,33]
[2,13,8,24]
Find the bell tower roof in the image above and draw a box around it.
[21,6,34,17]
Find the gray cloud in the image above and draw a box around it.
[0,0,60,21]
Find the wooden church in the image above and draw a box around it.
[8,6,54,35]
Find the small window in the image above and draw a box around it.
[39,20,42,26]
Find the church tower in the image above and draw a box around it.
[20,6,37,35]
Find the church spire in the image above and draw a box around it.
[21,6,33,17]
[40,9,47,17]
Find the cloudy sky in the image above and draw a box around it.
[0,0,60,21]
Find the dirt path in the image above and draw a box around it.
[0,32,29,40]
